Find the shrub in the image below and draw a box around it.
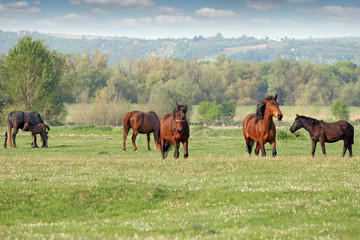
[331,99,350,120]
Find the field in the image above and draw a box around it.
[1,123,360,239]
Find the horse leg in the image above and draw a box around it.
[260,142,266,157]
[183,139,189,159]
[320,138,326,157]
[270,140,277,157]
[348,145,353,158]
[161,137,166,159]
[245,138,253,155]
[255,142,260,156]
[122,126,130,151]
[131,131,138,151]
[174,141,180,159]
[4,132,7,148]
[311,140,317,157]
[32,133,39,148]
[147,133,151,150]
[12,127,19,148]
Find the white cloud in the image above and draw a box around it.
[296,6,360,19]
[55,13,90,21]
[0,1,41,15]
[113,17,152,26]
[245,0,317,11]
[154,15,194,24]
[92,8,108,14]
[70,0,154,8]
[155,6,184,15]
[195,8,235,17]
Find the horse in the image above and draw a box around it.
[160,103,190,159]
[122,111,161,151]
[4,111,45,148]
[23,122,50,148]
[290,115,354,157]
[243,94,283,157]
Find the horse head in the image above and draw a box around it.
[173,103,187,134]
[264,94,283,121]
[290,114,303,133]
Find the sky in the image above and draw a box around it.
[0,0,360,39]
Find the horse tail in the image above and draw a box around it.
[45,124,50,131]
[123,112,132,130]
[350,127,354,146]
[7,116,12,148]
[162,140,173,158]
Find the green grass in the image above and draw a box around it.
[1,126,360,239]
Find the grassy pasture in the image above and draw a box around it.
[1,125,360,239]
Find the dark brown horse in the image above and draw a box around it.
[4,111,45,148]
[290,115,354,157]
[243,95,283,157]
[160,103,189,159]
[122,111,160,151]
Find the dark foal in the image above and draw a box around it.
[290,115,354,157]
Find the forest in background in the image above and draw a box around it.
[1,36,360,126]
[1,30,360,66]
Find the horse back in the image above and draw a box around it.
[322,120,354,143]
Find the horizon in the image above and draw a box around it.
[0,0,360,40]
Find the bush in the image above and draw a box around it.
[331,99,350,120]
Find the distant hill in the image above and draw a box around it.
[1,30,360,66]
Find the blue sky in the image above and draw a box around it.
[0,0,359,39]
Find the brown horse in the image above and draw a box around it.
[122,111,160,151]
[243,95,283,157]
[23,122,50,148]
[160,103,189,159]
[290,115,354,157]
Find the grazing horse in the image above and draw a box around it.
[290,115,354,157]
[23,122,50,148]
[160,103,189,159]
[4,111,45,148]
[243,94,283,157]
[122,111,161,151]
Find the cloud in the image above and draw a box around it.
[245,0,317,11]
[154,15,195,24]
[70,0,154,8]
[296,6,360,19]
[154,6,184,15]
[92,8,108,14]
[195,8,235,17]
[0,1,41,15]
[113,17,152,26]
[55,13,90,21]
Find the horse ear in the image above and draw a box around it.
[274,94,277,100]
[175,103,179,110]
[184,104,188,112]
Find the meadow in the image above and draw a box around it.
[1,123,360,239]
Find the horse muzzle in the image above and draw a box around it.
[277,114,283,121]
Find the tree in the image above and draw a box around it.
[220,101,236,121]
[331,99,350,120]
[0,36,66,119]
[198,101,221,121]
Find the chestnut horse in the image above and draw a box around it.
[122,111,160,151]
[243,95,283,157]
[160,103,189,159]
[290,115,354,157]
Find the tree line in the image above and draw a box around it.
[1,36,360,125]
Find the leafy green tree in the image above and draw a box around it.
[331,99,350,120]
[198,101,222,121]
[220,101,236,121]
[0,36,66,118]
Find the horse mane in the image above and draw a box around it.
[255,95,276,123]
[298,115,321,126]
